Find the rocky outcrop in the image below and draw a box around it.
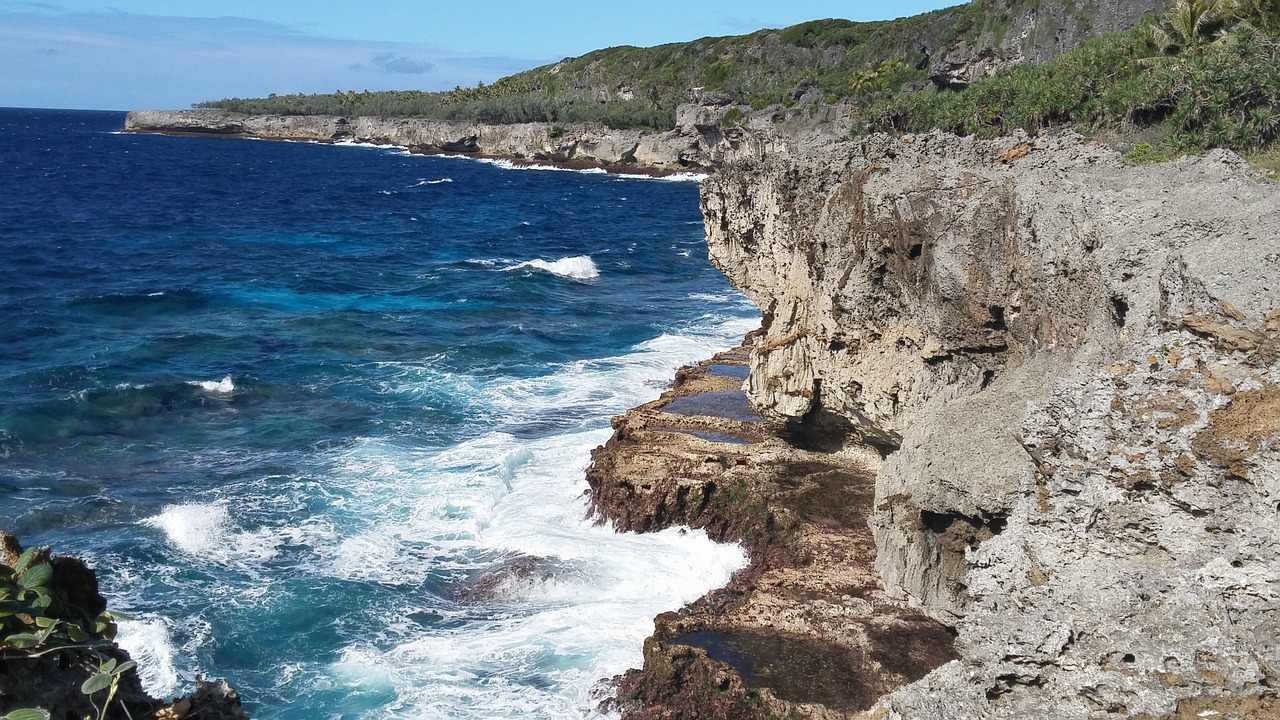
[695,131,1279,717]
[589,344,960,719]
[0,532,250,720]
[123,109,770,173]
[928,0,1170,89]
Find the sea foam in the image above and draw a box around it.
[115,618,182,699]
[187,375,235,393]
[141,502,285,569]
[505,255,600,281]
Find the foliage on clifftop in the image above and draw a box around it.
[192,0,1280,158]
[197,0,1134,129]
[862,0,1280,158]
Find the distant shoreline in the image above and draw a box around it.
[122,109,735,177]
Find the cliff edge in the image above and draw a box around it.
[693,130,1279,717]
[122,109,784,174]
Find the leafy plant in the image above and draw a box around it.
[1,546,130,720]
[1,547,118,653]
[1,710,49,720]
[81,657,136,720]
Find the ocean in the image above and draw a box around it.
[0,108,757,719]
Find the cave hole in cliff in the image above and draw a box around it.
[920,510,1007,547]
[980,369,997,390]
[1111,296,1129,327]
[782,406,858,454]
[909,242,924,259]
[983,305,1007,332]
[785,404,901,458]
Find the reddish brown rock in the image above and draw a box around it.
[587,344,957,719]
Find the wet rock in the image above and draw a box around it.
[451,555,560,604]
[588,347,958,719]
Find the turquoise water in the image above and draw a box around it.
[0,108,757,718]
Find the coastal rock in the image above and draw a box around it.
[699,131,1280,717]
[0,532,250,720]
[123,109,766,173]
[588,346,960,719]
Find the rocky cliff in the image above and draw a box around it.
[927,0,1169,89]
[123,109,777,173]
[684,131,1279,717]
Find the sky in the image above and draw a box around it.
[0,1,960,111]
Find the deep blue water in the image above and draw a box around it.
[0,108,756,719]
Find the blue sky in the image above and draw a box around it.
[1,1,959,110]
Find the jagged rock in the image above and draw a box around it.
[926,0,1172,90]
[700,130,1280,718]
[929,43,1006,90]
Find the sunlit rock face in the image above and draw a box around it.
[703,131,1280,718]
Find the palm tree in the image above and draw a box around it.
[1172,0,1227,46]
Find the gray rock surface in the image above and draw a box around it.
[123,109,767,173]
[702,130,1280,717]
[929,0,1170,89]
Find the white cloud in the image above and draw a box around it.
[371,52,433,75]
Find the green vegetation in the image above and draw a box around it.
[197,4,984,129]
[196,0,1280,157]
[862,0,1280,157]
[2,546,131,720]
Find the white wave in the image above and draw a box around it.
[434,154,611,175]
[316,424,747,718]
[504,255,600,281]
[115,618,181,699]
[141,502,285,568]
[610,171,709,183]
[147,291,166,297]
[687,291,755,306]
[188,375,234,393]
[657,172,709,182]
[409,178,453,187]
[333,140,405,152]
[143,502,231,555]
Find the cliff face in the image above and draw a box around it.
[123,110,773,173]
[702,132,1280,717]
[928,0,1169,89]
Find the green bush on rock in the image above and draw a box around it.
[1,545,131,720]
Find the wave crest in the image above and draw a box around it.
[504,255,599,281]
[187,375,234,394]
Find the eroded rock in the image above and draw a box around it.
[699,131,1280,718]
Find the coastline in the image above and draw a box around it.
[57,110,1280,719]
[121,109,767,176]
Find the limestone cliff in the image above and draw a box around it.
[123,109,772,173]
[699,131,1280,717]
